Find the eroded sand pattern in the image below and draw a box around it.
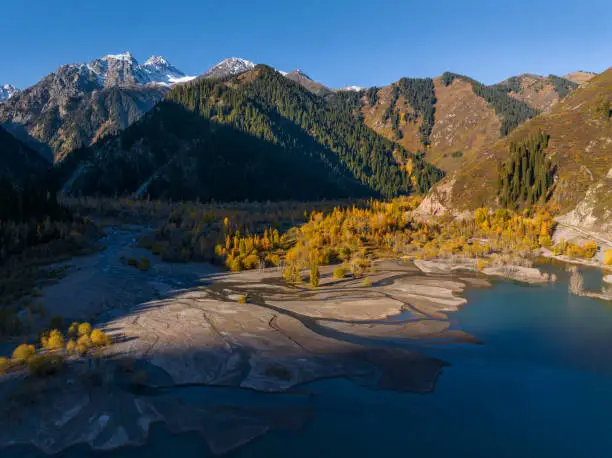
[0,227,486,455]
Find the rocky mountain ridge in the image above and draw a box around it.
[0,51,194,161]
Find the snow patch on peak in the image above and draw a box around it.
[85,52,194,87]
[340,86,364,92]
[103,51,136,63]
[144,56,170,67]
[0,84,20,102]
[167,75,197,85]
[203,57,256,79]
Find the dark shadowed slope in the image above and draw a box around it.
[0,125,48,180]
[62,65,444,201]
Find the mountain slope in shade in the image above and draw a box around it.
[202,57,256,79]
[0,125,48,179]
[61,66,443,201]
[284,70,334,97]
[418,67,612,221]
[0,52,191,161]
[563,71,597,85]
[0,84,20,103]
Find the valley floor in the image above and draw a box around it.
[2,219,610,455]
[1,223,486,454]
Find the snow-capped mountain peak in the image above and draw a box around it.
[85,52,194,87]
[144,55,169,67]
[102,51,137,63]
[203,57,256,79]
[138,55,195,86]
[0,84,20,102]
[340,86,364,92]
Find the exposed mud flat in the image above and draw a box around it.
[0,362,312,456]
[0,227,482,455]
[105,261,466,393]
[414,258,554,284]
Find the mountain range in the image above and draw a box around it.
[0,51,607,225]
[0,52,197,161]
[419,67,611,234]
[58,65,442,201]
[1,52,592,165]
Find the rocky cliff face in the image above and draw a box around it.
[557,168,612,237]
[201,57,256,80]
[0,53,191,161]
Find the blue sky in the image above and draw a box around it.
[1,0,610,89]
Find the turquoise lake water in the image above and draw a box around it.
[8,267,612,458]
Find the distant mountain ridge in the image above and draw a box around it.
[0,51,196,161]
[284,70,334,97]
[83,51,195,87]
[201,57,256,80]
[0,49,601,206]
[563,71,597,85]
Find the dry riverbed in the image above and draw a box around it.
[413,258,554,284]
[0,226,487,455]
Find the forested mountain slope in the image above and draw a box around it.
[340,72,541,174]
[61,66,443,201]
[418,67,612,221]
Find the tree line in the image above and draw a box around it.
[497,132,555,208]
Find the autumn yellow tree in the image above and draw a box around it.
[12,344,35,362]
[42,329,65,351]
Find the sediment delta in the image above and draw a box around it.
[0,229,482,455]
